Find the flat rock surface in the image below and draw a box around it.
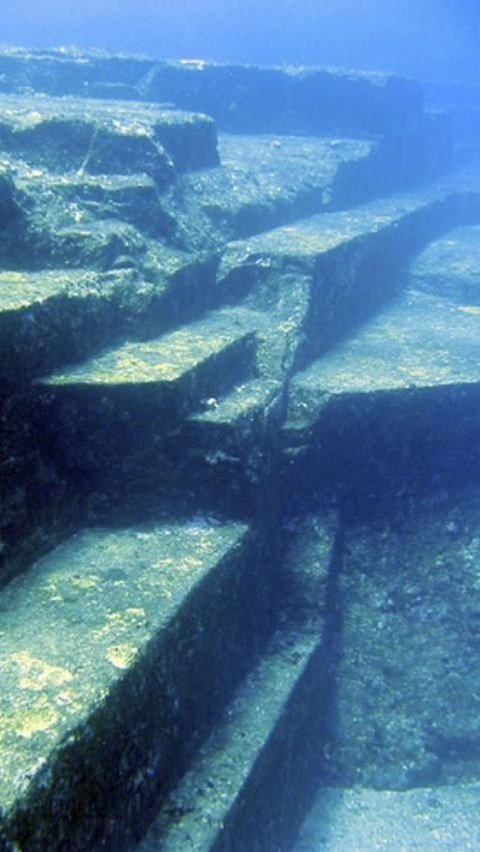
[294,783,480,850]
[407,224,480,303]
[286,289,480,429]
[0,268,101,312]
[221,160,480,275]
[324,486,480,789]
[40,306,260,386]
[0,92,189,130]
[182,133,375,237]
[0,519,246,814]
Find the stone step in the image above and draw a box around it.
[189,377,282,444]
[0,52,453,184]
[0,517,277,850]
[282,289,480,496]
[0,49,423,137]
[182,133,379,242]
[35,307,261,476]
[178,379,284,517]
[96,375,284,524]
[220,165,480,370]
[140,61,424,138]
[138,512,338,851]
[0,261,242,572]
[188,126,453,244]
[39,306,260,390]
[0,267,128,388]
[0,93,218,179]
[0,243,228,388]
[0,259,166,385]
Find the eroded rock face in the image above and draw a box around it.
[0,45,479,851]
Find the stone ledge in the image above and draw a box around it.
[0,520,262,849]
[0,93,219,179]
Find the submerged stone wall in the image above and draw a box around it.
[0,46,479,850]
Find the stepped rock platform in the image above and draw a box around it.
[0,520,253,849]
[0,46,479,850]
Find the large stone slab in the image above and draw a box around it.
[140,61,424,137]
[287,289,480,427]
[0,49,455,192]
[40,305,259,390]
[220,167,480,364]
[35,307,260,476]
[0,49,424,138]
[0,247,224,387]
[0,268,127,386]
[0,46,155,99]
[283,289,480,496]
[139,512,337,851]
[0,93,218,179]
[181,133,377,241]
[0,519,258,849]
[0,265,182,387]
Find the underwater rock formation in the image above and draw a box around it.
[0,46,479,851]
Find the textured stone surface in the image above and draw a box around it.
[322,488,480,790]
[294,784,480,851]
[407,224,480,303]
[140,513,337,852]
[0,521,262,849]
[0,46,479,851]
[0,93,218,178]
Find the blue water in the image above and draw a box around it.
[0,0,478,84]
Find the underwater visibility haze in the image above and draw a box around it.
[0,1,479,850]
[0,0,479,82]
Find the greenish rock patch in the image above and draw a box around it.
[0,94,218,181]
[34,307,261,480]
[40,305,260,388]
[0,520,249,848]
[181,134,377,240]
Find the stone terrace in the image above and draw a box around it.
[0,47,479,851]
